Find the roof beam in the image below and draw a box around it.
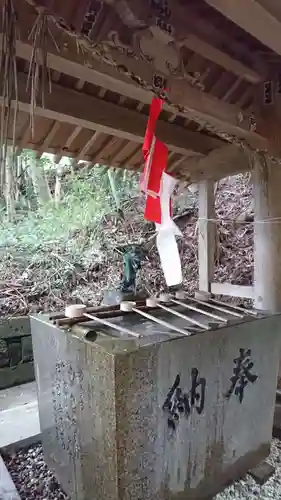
[14,0,264,85]
[1,72,224,157]
[205,0,281,56]
[181,144,251,182]
[6,34,267,148]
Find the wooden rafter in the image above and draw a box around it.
[183,34,261,84]
[54,125,82,162]
[222,78,243,102]
[75,79,85,90]
[182,5,266,71]
[39,121,60,154]
[64,126,82,151]
[168,156,189,173]
[205,0,281,56]
[99,137,124,164]
[112,142,140,168]
[107,140,127,164]
[120,145,141,169]
[76,132,101,161]
[1,72,225,157]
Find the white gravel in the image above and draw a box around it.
[3,440,281,499]
[215,439,281,500]
[4,444,69,500]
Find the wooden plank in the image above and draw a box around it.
[1,72,224,157]
[205,0,281,56]
[198,181,216,292]
[210,282,254,299]
[183,34,261,84]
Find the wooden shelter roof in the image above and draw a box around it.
[2,0,281,181]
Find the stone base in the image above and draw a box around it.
[31,310,281,500]
[249,460,275,485]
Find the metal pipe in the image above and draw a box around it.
[156,301,209,329]
[188,297,244,318]
[170,298,228,323]
[120,301,191,336]
[208,297,259,316]
[83,312,140,338]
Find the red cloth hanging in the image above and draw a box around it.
[141,97,173,223]
[144,193,172,224]
[142,97,163,162]
[141,98,166,197]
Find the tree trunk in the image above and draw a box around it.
[5,149,16,222]
[29,156,52,204]
[54,163,63,206]
[107,169,120,209]
[15,154,22,202]
[0,146,6,201]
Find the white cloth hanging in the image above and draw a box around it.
[155,172,183,287]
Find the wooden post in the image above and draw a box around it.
[198,180,215,292]
[254,154,281,311]
[254,154,281,388]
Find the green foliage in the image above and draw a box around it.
[21,149,53,171]
[0,154,139,250]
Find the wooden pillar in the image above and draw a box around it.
[254,154,281,312]
[254,153,281,388]
[198,180,215,292]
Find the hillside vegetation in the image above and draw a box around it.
[0,149,253,315]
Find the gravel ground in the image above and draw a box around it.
[215,439,281,500]
[3,444,69,500]
[3,439,281,499]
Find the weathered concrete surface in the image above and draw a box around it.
[31,311,281,500]
[0,382,40,450]
[0,381,37,411]
[0,316,34,390]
